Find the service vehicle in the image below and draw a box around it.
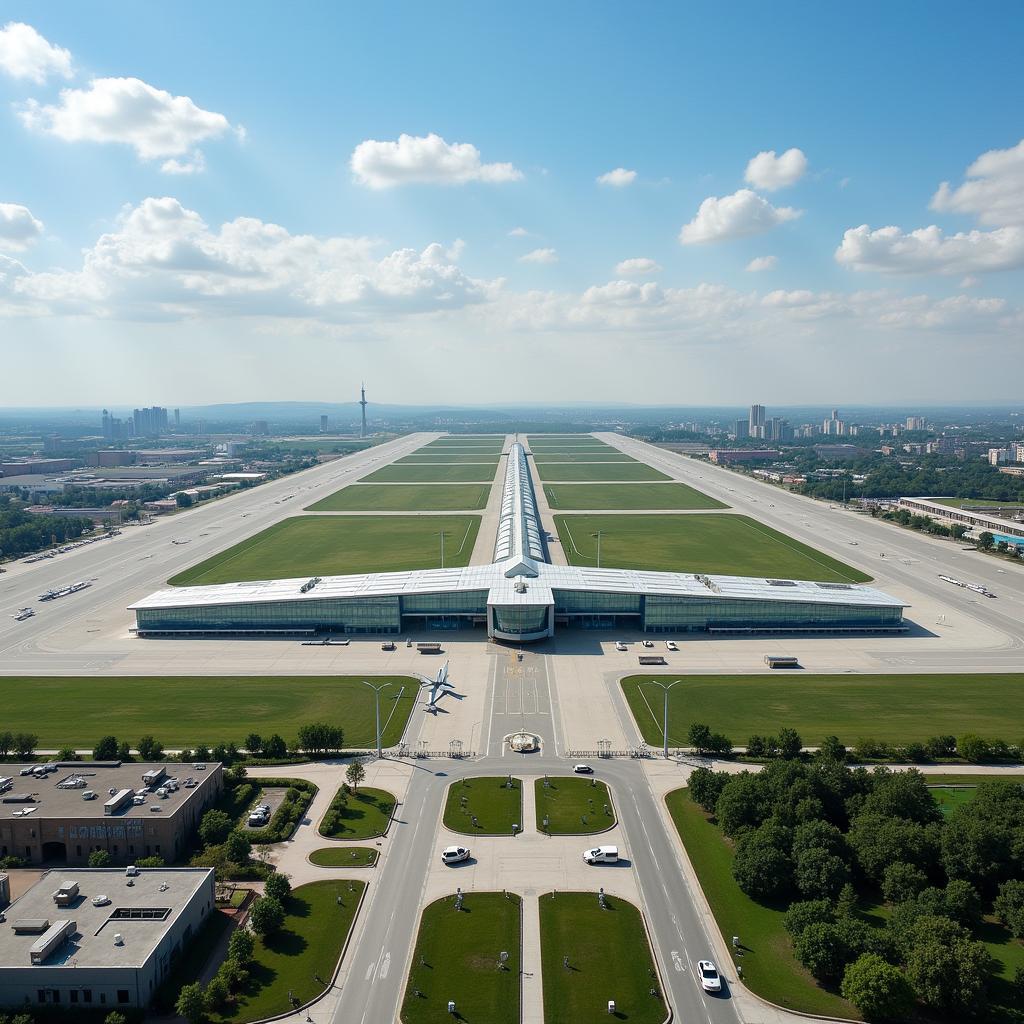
[582,845,619,864]
[665,641,678,651]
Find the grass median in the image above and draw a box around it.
[539,891,663,1024]
[169,514,480,584]
[307,483,491,511]
[0,675,416,748]
[544,482,726,510]
[402,892,521,1024]
[622,673,1024,748]
[309,846,378,867]
[319,786,395,840]
[443,776,523,835]
[535,776,615,834]
[360,464,498,483]
[537,462,670,481]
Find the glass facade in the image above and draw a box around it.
[400,590,488,616]
[491,605,551,635]
[553,590,641,615]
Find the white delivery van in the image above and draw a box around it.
[582,845,619,864]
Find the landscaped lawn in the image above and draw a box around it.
[665,790,858,1018]
[443,776,523,835]
[537,462,669,481]
[211,880,365,1022]
[532,452,636,462]
[319,786,396,840]
[396,454,501,464]
[556,513,871,581]
[306,483,491,511]
[168,514,480,584]
[539,891,663,1024]
[0,675,417,747]
[544,482,726,510]
[402,892,521,1024]
[309,846,378,867]
[360,464,499,483]
[535,776,615,834]
[621,674,1024,747]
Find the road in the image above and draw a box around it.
[0,432,437,670]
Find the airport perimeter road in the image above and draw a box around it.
[0,432,437,668]
[601,432,1024,667]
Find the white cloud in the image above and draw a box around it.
[0,22,72,83]
[679,189,801,244]
[0,203,44,251]
[508,226,530,237]
[161,152,206,175]
[931,138,1024,226]
[744,148,807,191]
[519,247,558,264]
[746,255,777,272]
[614,257,661,277]
[19,77,237,170]
[597,167,637,187]
[0,196,498,320]
[835,223,1024,275]
[350,133,522,189]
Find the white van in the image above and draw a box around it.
[582,845,619,864]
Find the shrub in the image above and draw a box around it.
[841,954,915,1023]
[88,850,112,868]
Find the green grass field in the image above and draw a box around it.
[402,893,521,1024]
[536,462,670,482]
[211,880,365,1023]
[532,452,635,463]
[309,846,378,867]
[539,892,663,1024]
[361,464,498,483]
[621,673,1024,747]
[168,514,480,584]
[396,454,501,464]
[544,482,727,510]
[319,786,396,840]
[425,440,504,449]
[535,777,615,834]
[556,513,870,581]
[306,483,491,511]
[665,791,857,1018]
[0,675,416,748]
[443,776,523,835]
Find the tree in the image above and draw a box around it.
[688,767,730,813]
[848,814,937,881]
[714,772,766,836]
[687,722,712,753]
[905,925,995,1013]
[203,974,229,1011]
[732,823,793,901]
[345,761,366,791]
[817,735,847,763]
[841,954,915,1022]
[245,733,263,755]
[138,735,164,760]
[296,722,344,756]
[795,921,856,983]
[925,734,956,758]
[93,735,119,760]
[882,862,928,904]
[795,847,850,900]
[12,732,37,757]
[0,730,12,756]
[56,746,79,761]
[263,733,287,758]
[958,734,992,763]
[264,871,291,902]
[176,982,206,1024]
[176,491,194,508]
[777,727,803,760]
[783,899,836,938]
[117,740,132,761]
[994,879,1024,938]
[977,531,995,550]
[746,734,768,758]
[792,819,846,860]
[249,895,285,936]
[227,928,255,965]
[199,809,233,846]
[88,850,113,868]
[224,830,252,865]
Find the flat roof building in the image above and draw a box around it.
[899,497,1024,539]
[0,868,215,1009]
[0,763,222,867]
[131,443,907,641]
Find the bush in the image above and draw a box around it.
[227,928,255,964]
[176,982,206,1024]
[777,727,803,760]
[88,850,113,868]
[688,767,730,813]
[93,735,119,760]
[817,735,847,763]
[841,953,915,1022]
[925,735,956,758]
[958,734,992,763]
[200,808,234,846]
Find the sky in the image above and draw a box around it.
[0,1,1022,408]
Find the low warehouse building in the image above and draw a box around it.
[0,867,214,1009]
[0,762,222,866]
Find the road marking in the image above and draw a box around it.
[379,951,391,979]
[671,951,684,972]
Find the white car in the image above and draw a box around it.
[573,764,593,774]
[91,895,111,907]
[697,959,722,993]
[614,641,627,651]
[666,641,678,651]
[641,640,654,648]
[441,845,470,865]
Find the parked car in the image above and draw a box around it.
[666,641,678,651]
[614,641,627,651]
[641,640,654,648]
[381,641,396,651]
[582,845,619,864]
[441,845,470,864]
[573,764,593,774]
[697,960,722,993]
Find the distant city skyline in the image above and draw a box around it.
[0,1,1022,406]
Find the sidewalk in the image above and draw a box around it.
[520,891,543,1024]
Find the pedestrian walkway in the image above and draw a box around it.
[521,890,544,1024]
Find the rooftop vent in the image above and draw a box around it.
[767,579,798,587]
[817,582,854,590]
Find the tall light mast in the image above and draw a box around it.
[359,383,368,438]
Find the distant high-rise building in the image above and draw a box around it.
[989,448,1009,466]
[174,408,180,428]
[196,419,207,436]
[102,409,111,439]
[733,419,749,439]
[749,404,765,439]
[906,416,926,431]
[131,406,168,437]
[360,384,368,438]
[320,414,329,433]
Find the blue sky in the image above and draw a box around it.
[1,1,1022,406]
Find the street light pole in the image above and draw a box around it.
[439,531,447,569]
[362,680,393,759]
[590,531,603,568]
[649,678,683,758]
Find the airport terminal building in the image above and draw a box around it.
[131,444,907,642]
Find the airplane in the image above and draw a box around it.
[421,661,455,713]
